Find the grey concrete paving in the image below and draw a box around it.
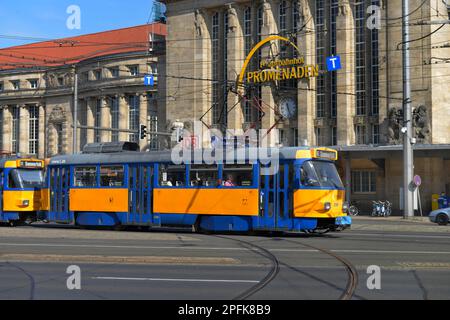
[0,219,449,300]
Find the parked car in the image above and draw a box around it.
[429,208,450,225]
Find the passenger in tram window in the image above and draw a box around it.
[165,178,173,186]
[224,174,235,187]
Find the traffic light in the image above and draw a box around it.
[446,0,450,19]
[139,124,147,140]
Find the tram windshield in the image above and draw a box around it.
[8,169,45,188]
[300,161,343,189]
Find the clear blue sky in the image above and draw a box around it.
[0,0,165,48]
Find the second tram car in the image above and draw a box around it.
[0,157,45,226]
[40,142,351,233]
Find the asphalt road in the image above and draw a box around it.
[0,220,449,300]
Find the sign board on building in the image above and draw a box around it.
[144,75,154,86]
[326,56,342,72]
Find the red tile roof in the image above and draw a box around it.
[0,23,166,71]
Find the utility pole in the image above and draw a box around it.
[402,0,414,218]
[73,69,78,155]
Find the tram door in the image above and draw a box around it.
[128,165,157,226]
[49,166,71,223]
[259,163,291,230]
[0,170,3,219]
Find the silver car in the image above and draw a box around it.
[429,208,450,225]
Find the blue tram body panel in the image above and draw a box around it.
[0,212,20,223]
[199,216,253,232]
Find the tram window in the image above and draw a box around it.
[190,165,218,187]
[223,164,253,187]
[8,169,44,188]
[100,166,124,187]
[74,166,97,187]
[159,164,186,187]
[300,161,343,188]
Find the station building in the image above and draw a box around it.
[163,0,450,213]
[0,23,167,158]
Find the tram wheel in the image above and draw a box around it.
[314,229,330,235]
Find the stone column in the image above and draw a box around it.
[139,94,148,150]
[226,5,244,133]
[193,9,210,147]
[100,96,111,142]
[119,95,129,142]
[378,1,388,142]
[19,105,28,154]
[47,123,56,156]
[38,104,45,158]
[1,106,11,153]
[86,98,95,143]
[260,0,277,147]
[297,0,315,146]
[74,100,82,153]
[336,1,356,145]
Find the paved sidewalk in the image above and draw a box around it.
[351,215,450,233]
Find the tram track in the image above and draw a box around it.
[280,238,359,300]
[213,235,280,300]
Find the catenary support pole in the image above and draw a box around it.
[402,0,414,218]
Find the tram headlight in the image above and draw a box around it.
[21,200,30,207]
[324,202,331,211]
[343,201,349,213]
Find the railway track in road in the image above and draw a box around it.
[214,234,359,300]
[213,235,280,300]
[280,238,359,300]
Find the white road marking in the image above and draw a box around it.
[1,242,450,255]
[339,232,450,239]
[92,276,259,283]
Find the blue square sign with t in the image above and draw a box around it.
[326,56,342,72]
[144,75,154,86]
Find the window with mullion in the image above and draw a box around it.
[11,106,20,154]
[111,97,119,142]
[128,95,140,142]
[355,1,366,116]
[316,0,325,119]
[28,106,39,155]
[212,12,220,125]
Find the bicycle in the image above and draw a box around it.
[348,201,359,216]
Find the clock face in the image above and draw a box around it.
[279,98,297,119]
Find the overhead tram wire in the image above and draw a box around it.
[397,23,447,50]
[380,0,427,21]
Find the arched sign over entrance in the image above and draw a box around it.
[236,35,320,93]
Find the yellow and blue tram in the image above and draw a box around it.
[40,142,351,233]
[0,157,45,226]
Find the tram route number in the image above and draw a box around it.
[178,304,271,318]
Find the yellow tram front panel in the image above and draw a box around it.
[2,190,41,212]
[69,188,129,212]
[293,189,346,218]
[153,189,259,216]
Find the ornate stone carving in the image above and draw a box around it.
[413,105,430,143]
[194,9,206,37]
[386,107,402,144]
[299,0,308,20]
[226,5,238,33]
[353,116,366,125]
[48,105,67,124]
[338,0,349,16]
[262,0,272,27]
